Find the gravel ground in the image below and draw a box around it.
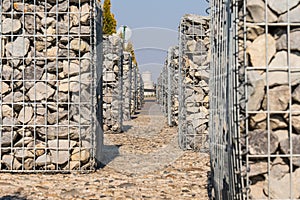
[0,98,210,200]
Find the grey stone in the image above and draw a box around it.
[2,18,21,34]
[71,147,90,163]
[247,0,278,23]
[249,161,268,177]
[248,129,279,155]
[2,155,22,170]
[14,149,35,160]
[247,71,266,111]
[279,5,300,22]
[292,109,300,134]
[14,137,34,147]
[1,105,14,118]
[24,158,34,170]
[27,82,55,101]
[48,140,76,165]
[280,134,300,167]
[103,71,117,82]
[49,1,68,13]
[270,157,289,180]
[273,130,289,143]
[70,26,90,35]
[1,82,11,95]
[2,0,11,12]
[37,126,80,140]
[247,34,276,67]
[268,0,299,15]
[63,59,90,76]
[267,69,300,87]
[3,91,26,103]
[58,73,90,92]
[270,115,288,130]
[0,131,17,147]
[70,6,80,26]
[269,51,300,68]
[17,106,33,124]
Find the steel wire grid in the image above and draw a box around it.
[161,64,168,116]
[130,64,137,115]
[0,0,102,172]
[178,15,210,151]
[137,72,144,110]
[122,52,132,121]
[239,0,300,199]
[102,35,123,133]
[209,0,245,198]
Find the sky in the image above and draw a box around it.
[110,0,209,83]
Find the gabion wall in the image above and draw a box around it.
[130,64,137,115]
[102,34,123,133]
[122,52,132,121]
[166,46,179,127]
[137,72,144,110]
[209,0,300,199]
[0,0,102,172]
[178,14,210,151]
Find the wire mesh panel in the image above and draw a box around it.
[161,64,168,115]
[122,52,132,121]
[137,72,144,110]
[178,14,210,151]
[156,72,163,106]
[166,46,179,127]
[130,64,137,115]
[102,34,123,133]
[238,1,300,199]
[0,0,102,172]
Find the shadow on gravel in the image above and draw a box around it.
[122,125,133,132]
[99,144,121,168]
[0,195,27,200]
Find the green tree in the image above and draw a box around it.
[103,0,117,35]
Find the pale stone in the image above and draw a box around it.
[103,71,116,82]
[279,5,300,22]
[270,157,289,180]
[35,154,51,167]
[70,6,80,26]
[273,130,289,144]
[5,37,30,57]
[249,161,268,177]
[247,71,266,111]
[70,38,89,53]
[37,126,80,140]
[270,115,288,130]
[2,0,11,12]
[1,82,11,95]
[277,30,300,52]
[41,73,57,86]
[247,0,278,23]
[63,59,90,76]
[58,73,90,93]
[2,18,21,34]
[269,51,300,68]
[17,106,33,124]
[27,82,55,101]
[268,85,290,111]
[14,137,34,147]
[80,3,90,24]
[293,85,300,103]
[2,155,21,170]
[14,149,35,160]
[268,0,299,15]
[247,34,276,67]
[24,158,34,170]
[267,69,300,87]
[71,147,90,163]
[45,47,58,61]
[1,105,14,118]
[292,114,300,134]
[0,131,17,147]
[280,134,300,166]
[35,41,52,52]
[48,140,76,165]
[248,129,278,155]
[49,1,68,13]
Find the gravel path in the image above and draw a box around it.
[0,98,210,200]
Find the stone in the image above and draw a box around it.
[71,147,90,163]
[14,137,34,147]
[2,18,21,34]
[3,91,25,103]
[249,161,268,177]
[41,73,57,86]
[268,0,299,15]
[1,82,11,95]
[247,34,276,67]
[245,25,265,41]
[250,181,267,199]
[103,71,117,82]
[70,38,89,53]
[58,74,90,93]
[246,0,278,23]
[247,71,266,111]
[14,149,35,160]
[279,5,300,22]
[268,85,290,111]
[47,111,68,125]
[5,37,30,57]
[293,85,300,103]
[270,115,288,130]
[45,47,58,61]
[80,3,90,24]
[24,65,44,81]
[70,26,90,35]
[63,59,90,76]
[292,114,300,134]
[41,17,56,27]
[49,1,68,13]
[194,70,209,82]
[35,41,52,52]
[273,130,289,143]
[2,0,11,12]
[264,168,300,199]
[277,30,300,52]
[37,126,80,140]
[280,134,300,167]
[27,82,55,101]
[269,51,300,68]
[24,158,34,170]
[17,106,33,124]
[70,6,80,26]
[2,155,22,170]
[35,154,51,167]
[270,157,289,180]
[0,131,17,147]
[267,69,300,87]
[248,129,279,155]
[48,140,76,165]
[1,105,14,118]
[23,15,39,34]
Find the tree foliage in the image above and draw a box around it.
[125,42,137,65]
[103,0,117,35]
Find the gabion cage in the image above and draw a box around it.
[166,46,179,127]
[209,0,300,199]
[131,64,137,115]
[137,72,144,110]
[0,0,102,172]
[122,52,132,121]
[102,34,123,133]
[178,14,210,151]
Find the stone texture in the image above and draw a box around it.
[70,38,89,53]
[268,85,290,111]
[246,0,278,23]
[2,155,22,170]
[279,5,300,22]
[27,82,55,101]
[247,71,265,111]
[280,134,300,167]
[248,129,279,155]
[17,106,33,124]
[268,0,299,15]
[2,18,21,34]
[5,37,30,57]
[277,30,300,52]
[269,51,300,68]
[71,147,90,163]
[247,34,276,67]
[293,85,300,103]
[1,82,11,95]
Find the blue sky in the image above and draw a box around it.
[110,0,208,82]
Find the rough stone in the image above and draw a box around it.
[14,137,34,147]
[268,0,299,15]
[35,154,52,167]
[246,0,278,23]
[249,161,267,177]
[267,69,300,87]
[2,155,22,170]
[2,0,11,12]
[48,140,76,165]
[14,149,35,160]
[17,106,33,124]
[80,3,90,24]
[27,82,55,101]
[70,38,89,53]
[1,82,11,95]
[247,71,266,111]
[71,147,90,163]
[5,37,30,57]
[269,51,300,68]
[248,129,279,155]
[280,134,300,167]
[247,34,276,67]
[293,85,300,103]
[270,115,288,130]
[0,131,17,147]
[2,18,21,34]
[268,85,290,111]
[279,5,300,22]
[270,157,289,180]
[277,30,300,52]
